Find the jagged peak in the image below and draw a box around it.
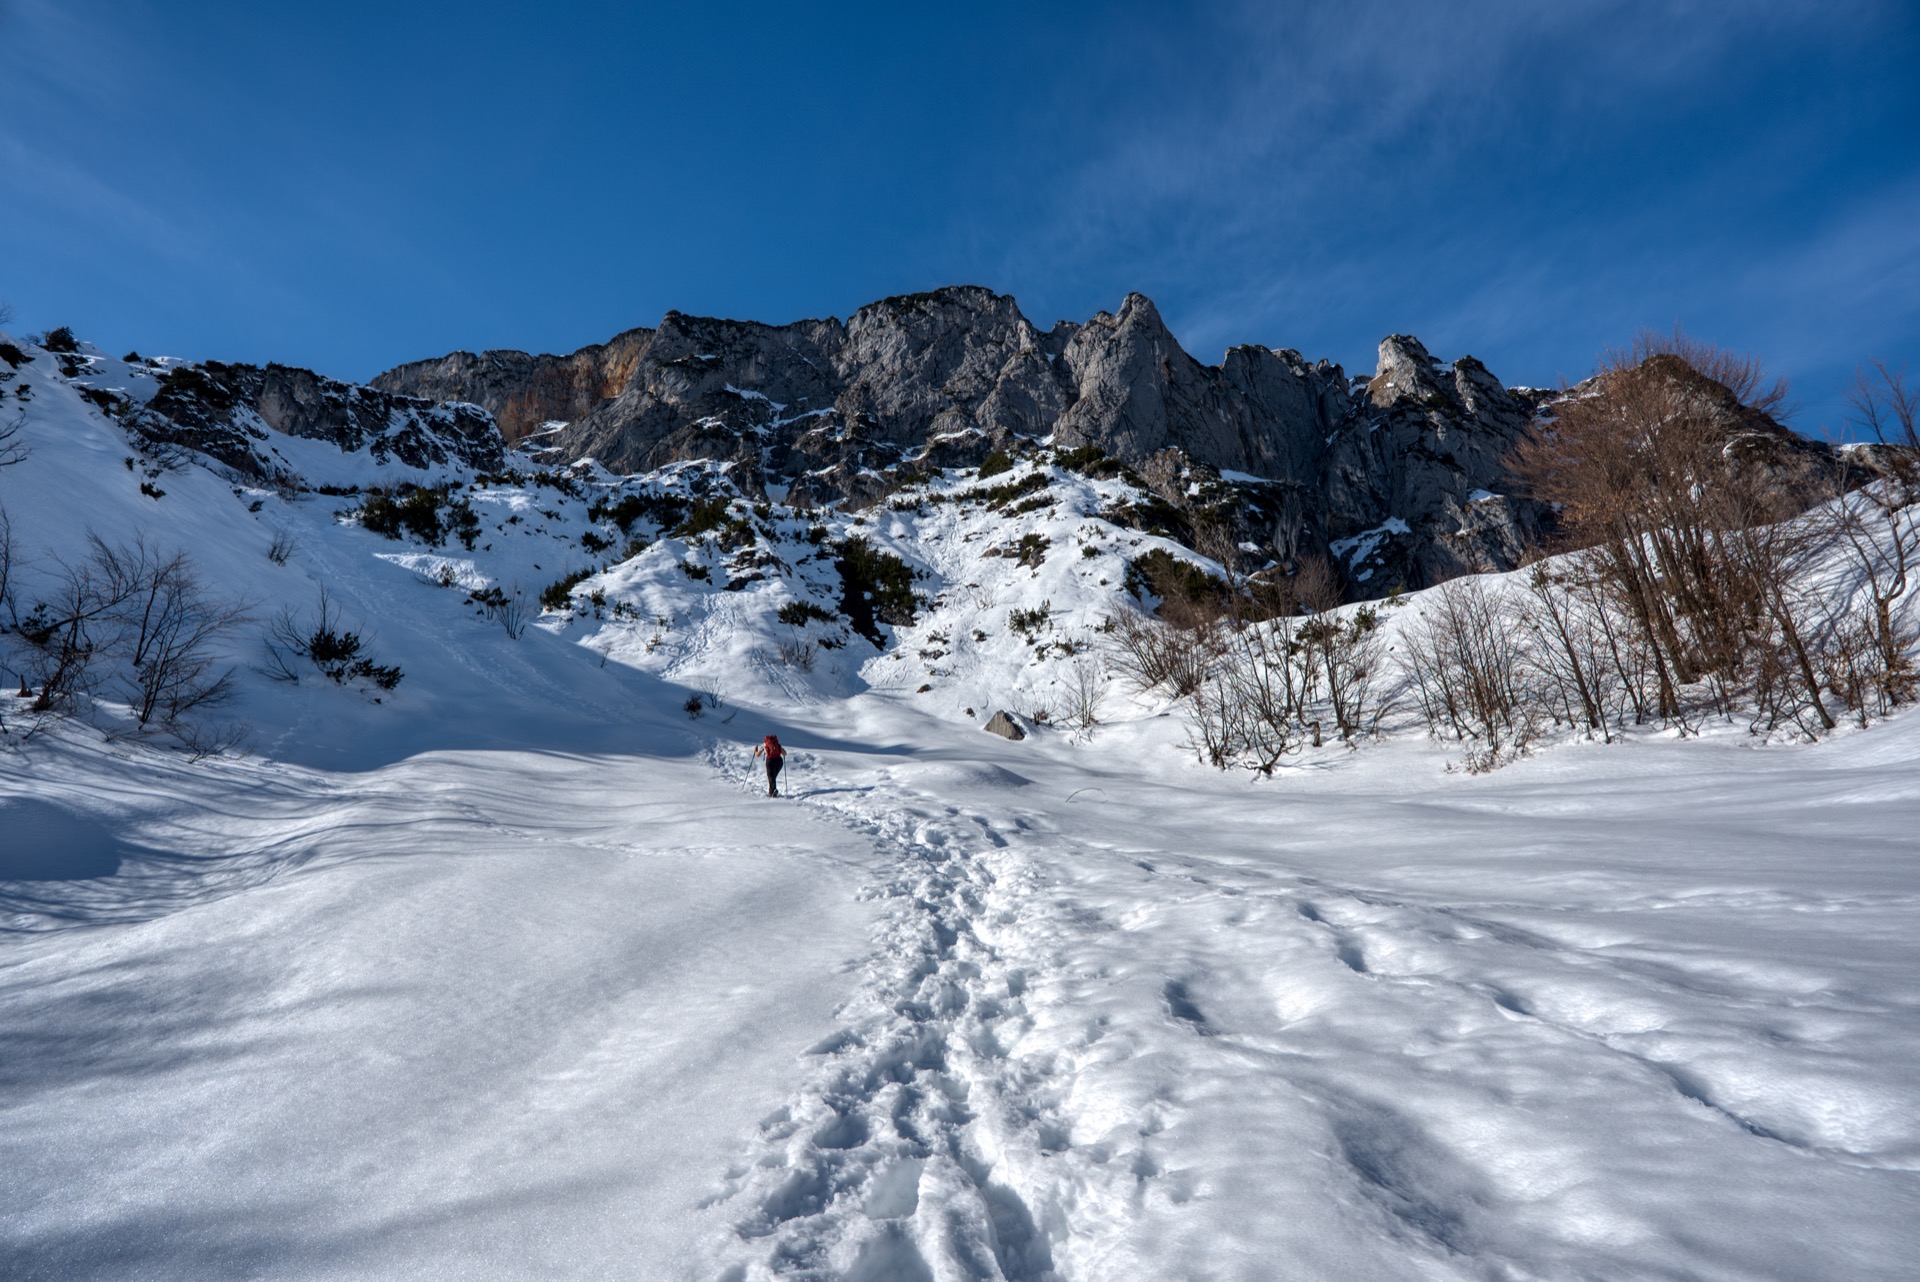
[1369,334,1452,409]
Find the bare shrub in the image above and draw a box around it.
[266,528,297,565]
[0,409,26,469]
[472,584,532,639]
[113,556,247,729]
[1192,619,1306,770]
[497,586,530,640]
[777,631,818,671]
[1110,608,1213,697]
[1181,590,1389,771]
[1817,464,1920,721]
[1517,559,1637,739]
[1060,655,1107,731]
[14,548,135,714]
[1400,577,1538,770]
[263,588,403,690]
[0,509,21,734]
[3,530,246,743]
[1298,602,1387,742]
[1187,670,1244,769]
[0,506,18,631]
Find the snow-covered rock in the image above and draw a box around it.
[128,358,505,486]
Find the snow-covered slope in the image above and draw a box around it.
[3,333,1918,1281]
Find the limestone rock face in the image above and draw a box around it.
[834,288,1067,448]
[372,328,654,445]
[130,361,504,482]
[1323,338,1550,589]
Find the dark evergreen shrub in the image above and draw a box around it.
[836,536,920,646]
[777,600,837,627]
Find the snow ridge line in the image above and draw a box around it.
[696,742,1069,1282]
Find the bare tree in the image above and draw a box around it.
[1510,329,1825,730]
[15,551,136,714]
[109,554,248,729]
[0,409,25,469]
[1848,361,1919,449]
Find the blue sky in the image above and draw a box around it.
[3,1,1916,436]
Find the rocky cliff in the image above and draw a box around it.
[372,286,1568,589]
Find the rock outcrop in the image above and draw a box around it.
[129,360,505,483]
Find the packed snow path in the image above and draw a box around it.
[5,707,1919,1280]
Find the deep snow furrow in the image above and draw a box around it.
[697,744,1071,1281]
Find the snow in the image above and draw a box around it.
[3,334,1920,1279]
[1330,517,1412,581]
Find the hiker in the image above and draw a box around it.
[752,734,786,797]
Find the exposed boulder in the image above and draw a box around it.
[982,710,1027,741]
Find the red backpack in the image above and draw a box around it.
[763,735,784,759]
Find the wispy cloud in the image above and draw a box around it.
[0,0,207,265]
[981,0,1895,375]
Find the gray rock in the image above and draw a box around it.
[128,361,504,483]
[372,327,655,445]
[982,710,1026,741]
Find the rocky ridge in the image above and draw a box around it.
[130,360,505,483]
[373,286,1577,589]
[108,284,1845,599]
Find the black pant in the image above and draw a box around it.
[765,755,784,796]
